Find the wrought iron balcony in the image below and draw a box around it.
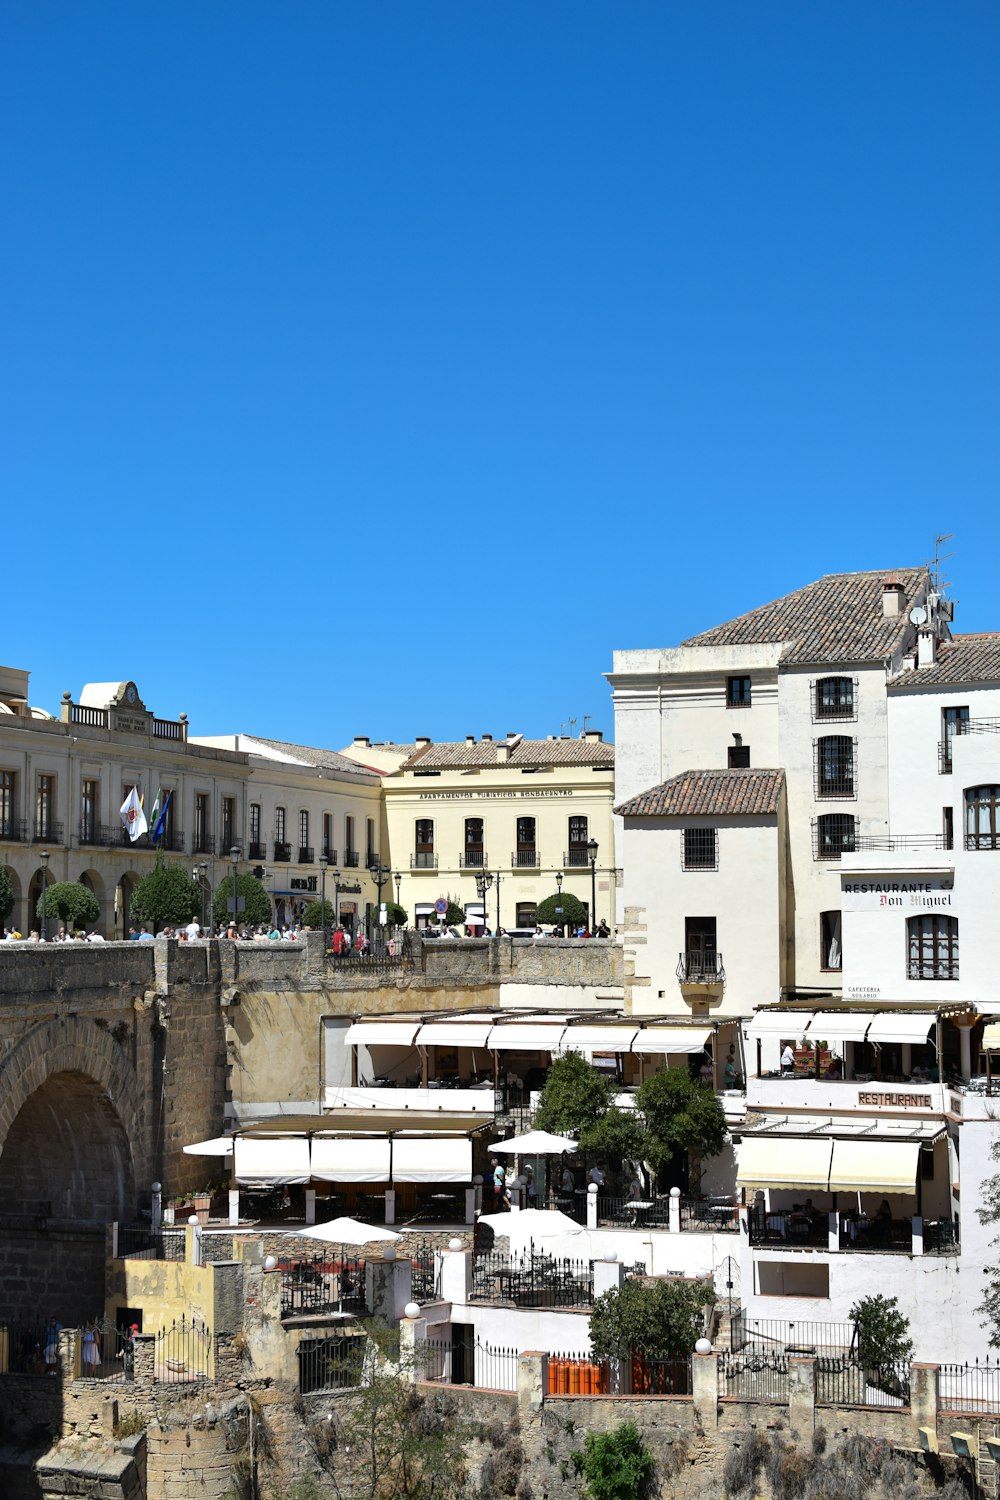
[322,846,337,864]
[0,818,27,843]
[564,848,591,866]
[79,821,118,847]
[273,842,292,863]
[344,850,359,868]
[192,834,215,856]
[676,951,726,984]
[511,849,539,868]
[33,820,64,845]
[411,852,437,869]
[298,846,314,864]
[460,850,487,868]
[248,841,267,861]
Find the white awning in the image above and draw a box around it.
[234,1136,311,1186]
[559,1026,639,1053]
[736,1137,833,1192]
[632,1026,712,1054]
[828,1139,920,1194]
[344,1021,421,1048]
[806,1012,876,1045]
[983,1023,1000,1051]
[866,1014,936,1045]
[416,1020,496,1049]
[311,1136,391,1182]
[487,1023,568,1051]
[744,1013,814,1041]
[391,1136,471,1183]
[183,1137,234,1157]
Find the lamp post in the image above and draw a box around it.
[370,858,390,948]
[394,871,402,908]
[228,846,244,929]
[193,862,208,930]
[40,850,49,942]
[319,854,329,956]
[475,870,494,933]
[587,838,599,930]
[555,870,564,937]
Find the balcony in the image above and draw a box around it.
[511,849,539,868]
[79,821,118,848]
[273,842,291,863]
[248,841,267,861]
[676,951,726,985]
[322,846,338,865]
[298,846,314,864]
[192,833,215,856]
[33,821,64,846]
[344,850,359,868]
[564,848,591,867]
[411,852,437,869]
[460,850,487,868]
[939,716,1000,774]
[0,818,27,844]
[118,827,184,853]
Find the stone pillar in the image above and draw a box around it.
[517,1351,547,1415]
[439,1246,472,1306]
[151,1182,162,1232]
[669,1185,681,1234]
[219,939,237,985]
[788,1355,816,1435]
[366,1255,412,1321]
[593,1258,625,1299]
[228,1189,240,1226]
[111,1221,120,1259]
[185,1220,203,1267]
[384,1188,395,1225]
[465,1188,477,1224]
[58,1327,80,1381]
[303,927,324,980]
[912,1216,924,1255]
[153,935,175,991]
[305,1190,316,1225]
[828,1211,840,1252]
[132,1332,156,1391]
[586,1183,598,1229]
[958,1024,973,1081]
[399,1313,426,1383]
[692,1351,718,1430]
[911,1362,940,1444]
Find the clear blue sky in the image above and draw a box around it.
[2,4,997,747]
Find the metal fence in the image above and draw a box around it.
[731,1315,857,1355]
[679,1196,739,1233]
[940,1360,1000,1414]
[116,1223,185,1261]
[297,1334,366,1394]
[632,1355,693,1395]
[814,1355,910,1409]
[422,1335,518,1391]
[0,1321,60,1375]
[279,1253,366,1316]
[471,1248,593,1308]
[79,1318,134,1382]
[408,1240,440,1304]
[154,1318,213,1383]
[547,1352,610,1394]
[719,1349,790,1404]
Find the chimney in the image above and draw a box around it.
[882,579,904,617]
[466,735,476,745]
[583,729,603,742]
[415,736,431,747]
[352,735,371,749]
[496,743,510,763]
[481,733,493,742]
[917,630,937,669]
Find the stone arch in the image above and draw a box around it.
[116,871,141,937]
[0,1014,142,1219]
[77,868,107,934]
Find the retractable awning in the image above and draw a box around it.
[736,1137,833,1192]
[416,1019,496,1049]
[828,1140,920,1194]
[392,1136,471,1183]
[234,1136,311,1186]
[559,1026,639,1053]
[487,1023,568,1051]
[744,1013,813,1041]
[806,1012,876,1045]
[632,1026,712,1054]
[344,1021,421,1048]
[983,1022,1000,1051]
[866,1014,936,1045]
[311,1136,391,1182]
[183,1136,234,1157]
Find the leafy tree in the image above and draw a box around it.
[979,1138,1000,1347]
[573,1421,655,1500]
[0,867,13,923]
[534,891,588,930]
[129,862,199,931]
[383,901,407,927]
[212,872,272,929]
[849,1293,913,1368]
[582,1103,647,1163]
[589,1277,714,1362]
[443,899,465,926]
[36,880,100,930]
[534,1052,616,1141]
[301,899,335,930]
[635,1067,727,1171]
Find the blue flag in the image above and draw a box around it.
[151,790,173,844]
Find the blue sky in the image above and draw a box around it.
[2,4,997,747]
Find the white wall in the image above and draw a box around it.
[887,680,1000,835]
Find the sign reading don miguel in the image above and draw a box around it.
[842,877,953,912]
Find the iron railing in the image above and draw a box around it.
[840,1215,914,1252]
[547,1352,610,1394]
[471,1249,593,1308]
[33,820,64,844]
[747,1208,829,1249]
[814,1355,909,1409]
[154,1317,212,1383]
[279,1253,366,1316]
[322,846,338,864]
[273,842,291,862]
[563,848,592,866]
[192,833,215,855]
[459,850,488,867]
[940,1359,1000,1414]
[676,951,725,983]
[248,841,267,861]
[939,717,1000,774]
[298,1334,365,1393]
[408,1240,440,1303]
[79,1317,134,1382]
[731,1315,857,1355]
[0,1321,61,1374]
[632,1355,693,1395]
[923,1217,960,1254]
[0,818,28,843]
[298,846,314,864]
[854,833,947,851]
[719,1349,789,1403]
[422,1335,518,1391]
[79,821,119,847]
[411,852,437,868]
[344,850,360,867]
[510,849,540,867]
[679,1196,739,1232]
[116,1223,186,1261]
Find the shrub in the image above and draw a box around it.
[572,1422,655,1500]
[534,891,588,930]
[589,1276,713,1362]
[0,866,13,922]
[36,880,100,930]
[129,862,199,930]
[848,1293,914,1367]
[212,872,272,929]
[722,1430,769,1498]
[301,900,335,930]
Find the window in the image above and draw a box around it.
[727,744,750,769]
[344,815,357,866]
[941,705,969,773]
[464,818,485,866]
[683,917,717,980]
[820,911,842,971]
[816,736,855,797]
[0,770,16,838]
[35,775,55,840]
[194,794,209,853]
[298,810,311,861]
[727,676,751,707]
[965,786,1000,851]
[569,816,588,846]
[81,779,99,843]
[907,914,959,980]
[943,806,954,851]
[222,797,235,852]
[322,813,334,859]
[815,677,855,720]
[249,803,262,856]
[683,828,718,870]
[414,818,435,868]
[275,806,286,842]
[516,902,537,929]
[514,816,537,866]
[366,818,376,867]
[815,814,857,859]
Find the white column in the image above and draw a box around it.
[228,1190,240,1226]
[593,1255,625,1298]
[912,1217,924,1256]
[465,1188,477,1224]
[150,1182,162,1232]
[586,1184,598,1229]
[384,1188,396,1225]
[828,1211,840,1252]
[439,1243,473,1306]
[959,1025,972,1080]
[669,1186,681,1234]
[305,1189,316,1225]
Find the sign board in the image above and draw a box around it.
[434,898,448,915]
[842,878,953,913]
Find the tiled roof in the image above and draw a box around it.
[681,567,929,665]
[244,735,382,779]
[615,768,785,818]
[887,633,1000,689]
[402,737,614,770]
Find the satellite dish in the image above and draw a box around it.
[909,605,928,626]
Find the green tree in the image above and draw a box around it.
[979,1139,1000,1347]
[301,899,335,930]
[383,901,407,927]
[212,872,272,929]
[533,1052,616,1141]
[573,1421,655,1500]
[583,1103,647,1163]
[534,890,588,930]
[589,1277,714,1362]
[129,862,199,931]
[442,899,465,926]
[635,1067,727,1172]
[849,1294,914,1368]
[0,866,13,923]
[36,880,100,931]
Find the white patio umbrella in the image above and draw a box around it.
[477,1206,593,1258]
[295,1216,401,1245]
[490,1131,577,1155]
[183,1137,234,1157]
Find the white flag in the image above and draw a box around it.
[120,786,148,843]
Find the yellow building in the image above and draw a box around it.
[345,731,616,932]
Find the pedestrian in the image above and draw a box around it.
[491,1157,506,1206]
[81,1320,99,1372]
[780,1043,795,1074]
[185,918,201,942]
[43,1317,61,1373]
[524,1164,537,1205]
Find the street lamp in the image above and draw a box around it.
[394,871,402,908]
[193,862,208,930]
[228,846,244,929]
[475,870,494,932]
[555,871,564,937]
[586,838,599,930]
[318,854,329,955]
[370,858,390,946]
[40,850,49,942]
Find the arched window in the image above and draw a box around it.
[815,677,855,719]
[907,915,959,980]
[816,736,855,797]
[965,786,1000,851]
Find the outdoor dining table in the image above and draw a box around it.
[625,1199,655,1226]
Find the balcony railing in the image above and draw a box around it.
[152,717,185,741]
[322,846,338,864]
[906,958,959,981]
[79,821,118,847]
[966,833,1000,852]
[298,846,314,864]
[939,717,1000,773]
[748,1208,828,1248]
[854,833,947,851]
[411,851,437,869]
[69,703,109,728]
[248,841,267,861]
[273,842,291,863]
[811,818,859,859]
[192,833,215,856]
[0,818,27,844]
[33,821,64,845]
[460,850,487,868]
[344,850,359,868]
[511,849,539,867]
[564,848,592,866]
[676,951,725,984]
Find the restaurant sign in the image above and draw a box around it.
[858,1091,932,1108]
[842,877,953,913]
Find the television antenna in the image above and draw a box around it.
[931,533,955,594]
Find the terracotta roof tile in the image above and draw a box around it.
[887,632,1000,689]
[402,738,614,770]
[615,768,785,818]
[245,735,382,779]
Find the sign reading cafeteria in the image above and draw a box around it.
[842,877,953,913]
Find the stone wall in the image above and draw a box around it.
[0,1223,106,1326]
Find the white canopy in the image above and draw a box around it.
[491,1131,578,1156]
[295,1216,401,1246]
[736,1137,833,1192]
[416,1019,497,1049]
[632,1026,712,1054]
[478,1207,590,1249]
[345,1021,421,1048]
[183,1137,234,1157]
[866,1014,937,1045]
[743,1013,812,1041]
[806,1012,876,1045]
[392,1136,471,1183]
[983,1022,1000,1051]
[558,1026,638,1053]
[828,1140,920,1194]
[311,1136,391,1183]
[487,1023,568,1051]
[234,1136,311,1186]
